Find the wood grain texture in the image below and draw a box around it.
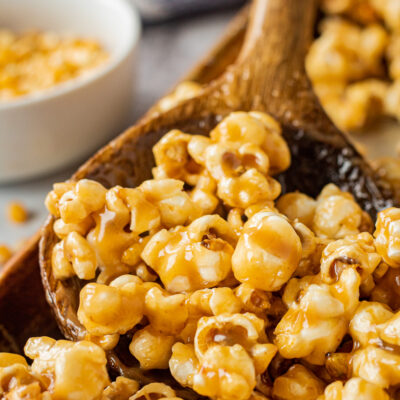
[39,0,394,389]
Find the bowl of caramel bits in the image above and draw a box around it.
[0,0,140,183]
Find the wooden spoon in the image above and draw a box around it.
[38,0,392,391]
[39,0,393,388]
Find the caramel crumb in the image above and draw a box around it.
[0,244,12,265]
[7,202,29,224]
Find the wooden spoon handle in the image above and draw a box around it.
[237,0,316,81]
[229,0,330,128]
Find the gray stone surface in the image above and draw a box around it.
[0,10,234,248]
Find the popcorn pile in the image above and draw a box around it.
[307,0,400,133]
[3,111,400,400]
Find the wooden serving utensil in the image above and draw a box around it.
[39,0,393,391]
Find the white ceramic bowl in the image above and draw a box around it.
[0,0,141,183]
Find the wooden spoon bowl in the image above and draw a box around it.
[37,0,392,392]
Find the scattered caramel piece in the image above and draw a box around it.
[7,201,28,224]
[0,244,12,265]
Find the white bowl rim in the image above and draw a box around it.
[0,0,141,111]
